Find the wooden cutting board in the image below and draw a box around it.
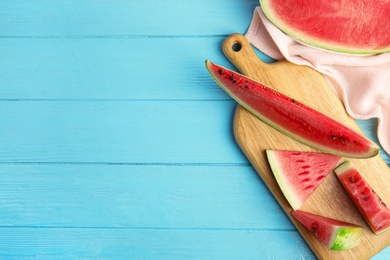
[222,33,390,259]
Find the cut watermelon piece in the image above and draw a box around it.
[334,161,390,234]
[260,0,390,54]
[266,150,341,210]
[291,210,362,250]
[205,60,379,158]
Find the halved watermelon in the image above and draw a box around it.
[260,0,390,54]
[266,150,341,210]
[291,210,362,250]
[334,161,390,234]
[205,60,379,158]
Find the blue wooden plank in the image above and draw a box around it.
[0,37,235,100]
[0,228,315,259]
[1,227,390,259]
[0,0,259,37]
[0,226,388,259]
[0,164,292,229]
[0,100,248,163]
[0,37,273,100]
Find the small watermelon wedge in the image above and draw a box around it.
[266,150,341,210]
[260,0,390,54]
[291,210,362,250]
[334,161,390,234]
[205,60,379,158]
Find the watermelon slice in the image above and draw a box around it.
[266,150,341,210]
[291,210,362,250]
[334,161,390,234]
[260,0,390,54]
[205,60,379,158]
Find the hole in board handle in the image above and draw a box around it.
[232,42,242,52]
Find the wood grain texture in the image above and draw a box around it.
[0,38,234,100]
[223,34,390,259]
[0,0,259,36]
[0,228,315,259]
[0,164,290,229]
[0,101,246,163]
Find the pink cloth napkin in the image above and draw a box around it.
[245,6,390,156]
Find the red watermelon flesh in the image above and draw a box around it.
[291,210,362,250]
[334,161,390,234]
[205,60,379,158]
[260,0,390,54]
[266,150,341,210]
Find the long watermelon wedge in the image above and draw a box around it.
[266,150,341,210]
[205,60,378,158]
[334,161,390,234]
[260,0,390,54]
[291,210,362,250]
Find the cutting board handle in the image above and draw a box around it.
[223,33,270,76]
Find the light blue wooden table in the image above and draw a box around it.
[1,1,389,259]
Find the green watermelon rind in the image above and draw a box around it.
[260,0,390,54]
[331,227,363,250]
[266,150,301,210]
